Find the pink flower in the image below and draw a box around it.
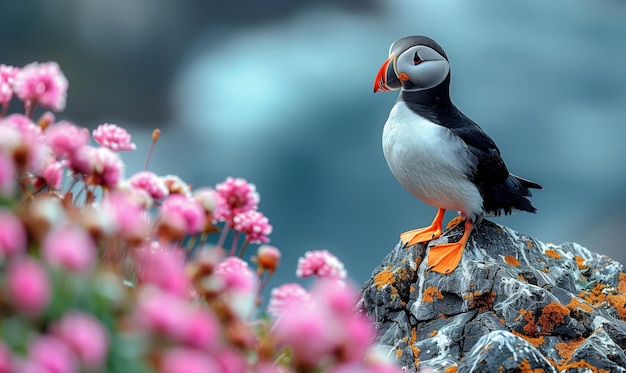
[92,123,136,151]
[134,242,190,296]
[0,64,19,104]
[52,311,109,369]
[70,145,124,188]
[42,223,96,273]
[178,307,220,350]
[0,340,12,373]
[0,114,48,174]
[13,62,68,112]
[232,210,272,244]
[44,120,89,158]
[0,153,16,196]
[158,194,206,236]
[160,347,221,373]
[5,258,50,315]
[101,190,150,240]
[163,174,191,196]
[214,348,248,373]
[214,177,260,224]
[28,335,78,373]
[0,209,26,258]
[192,187,222,214]
[296,250,347,280]
[40,159,64,190]
[128,171,168,200]
[136,286,187,336]
[215,256,257,293]
[256,244,281,273]
[267,283,311,317]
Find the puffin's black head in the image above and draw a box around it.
[373,36,450,93]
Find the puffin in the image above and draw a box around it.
[373,35,541,274]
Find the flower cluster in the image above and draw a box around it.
[0,61,401,372]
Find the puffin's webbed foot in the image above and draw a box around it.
[400,208,445,246]
[427,219,473,274]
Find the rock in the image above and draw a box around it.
[358,220,626,372]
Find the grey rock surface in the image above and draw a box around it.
[359,220,626,372]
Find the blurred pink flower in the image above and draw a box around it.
[28,335,78,373]
[158,194,206,235]
[135,242,190,296]
[52,311,109,369]
[160,347,221,373]
[0,209,27,258]
[0,340,12,373]
[101,190,150,240]
[128,170,168,200]
[256,244,281,273]
[267,283,311,318]
[192,187,223,215]
[163,174,191,196]
[40,159,64,190]
[5,258,50,315]
[42,223,96,273]
[11,359,47,373]
[70,145,124,188]
[214,177,259,224]
[0,114,48,174]
[44,120,89,158]
[92,123,136,151]
[271,301,335,367]
[232,210,272,244]
[214,348,248,373]
[13,62,68,112]
[0,64,18,104]
[178,307,220,350]
[215,256,257,293]
[136,286,187,336]
[0,153,16,195]
[296,250,347,280]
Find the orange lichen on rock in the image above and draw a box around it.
[465,290,496,311]
[410,327,421,367]
[544,249,561,260]
[579,283,606,306]
[504,255,521,266]
[429,330,437,338]
[526,241,534,248]
[373,266,395,290]
[511,330,545,348]
[617,272,626,294]
[574,255,587,270]
[565,297,594,313]
[423,286,444,303]
[558,358,611,373]
[520,309,539,336]
[518,358,545,373]
[395,349,403,358]
[444,366,457,373]
[538,302,570,334]
[555,338,584,361]
[607,293,626,321]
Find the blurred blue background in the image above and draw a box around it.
[2,0,625,286]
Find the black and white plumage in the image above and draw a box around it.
[374,36,541,274]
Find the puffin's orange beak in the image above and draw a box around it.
[373,55,401,93]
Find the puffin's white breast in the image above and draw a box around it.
[382,101,483,217]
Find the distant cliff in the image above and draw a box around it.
[359,220,626,372]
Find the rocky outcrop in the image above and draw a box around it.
[359,220,626,372]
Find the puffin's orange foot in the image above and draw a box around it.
[446,215,464,229]
[400,208,446,246]
[400,226,441,246]
[427,220,473,274]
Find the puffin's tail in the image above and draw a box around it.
[484,174,542,216]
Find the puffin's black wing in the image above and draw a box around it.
[435,104,542,215]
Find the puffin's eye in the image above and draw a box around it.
[413,51,423,65]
